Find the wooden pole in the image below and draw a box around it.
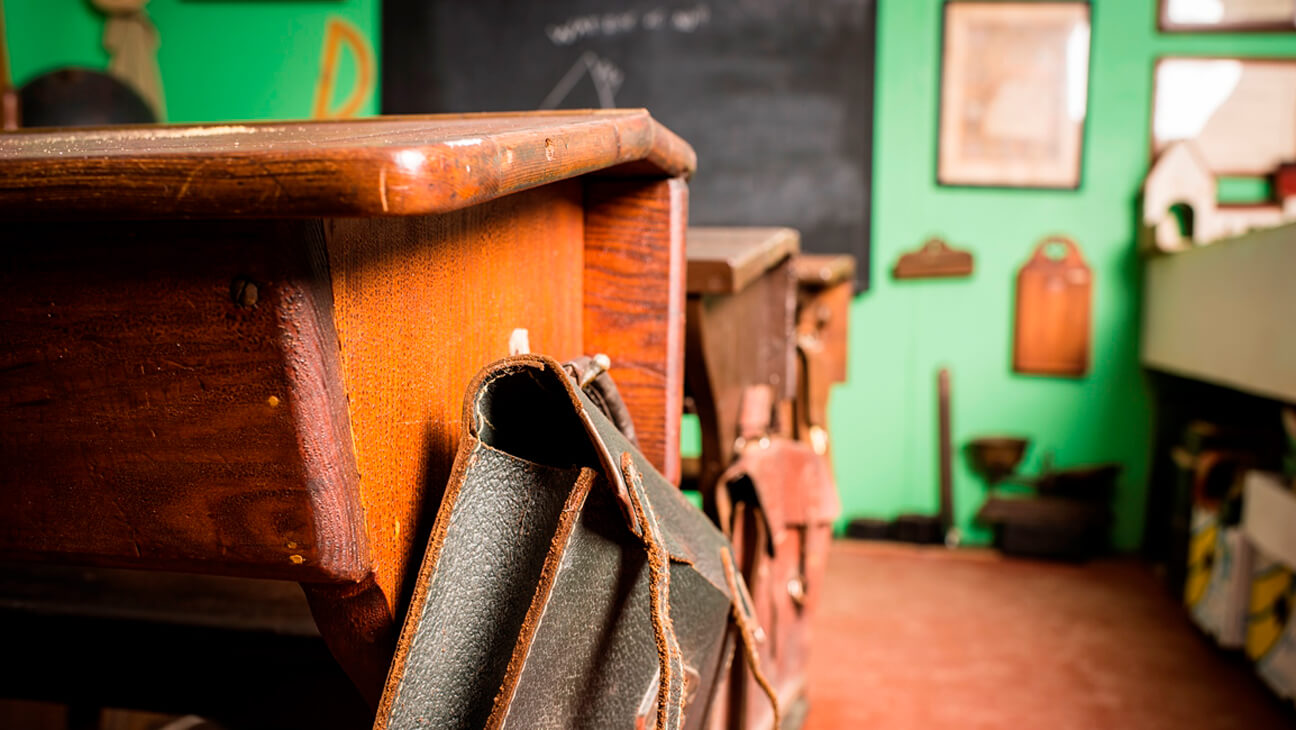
[937,367,955,540]
[0,0,19,130]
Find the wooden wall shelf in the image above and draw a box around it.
[1142,222,1296,403]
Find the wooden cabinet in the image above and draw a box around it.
[0,111,694,700]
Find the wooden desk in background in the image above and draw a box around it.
[0,110,694,702]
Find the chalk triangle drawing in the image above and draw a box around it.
[540,50,624,110]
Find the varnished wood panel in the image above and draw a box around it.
[313,181,586,697]
[0,220,367,582]
[0,111,694,220]
[583,178,687,484]
[1013,236,1092,378]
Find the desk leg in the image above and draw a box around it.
[303,577,394,708]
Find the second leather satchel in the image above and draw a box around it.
[374,354,775,730]
[713,385,839,730]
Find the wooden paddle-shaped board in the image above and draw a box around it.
[1013,236,1091,377]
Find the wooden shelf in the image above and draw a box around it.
[1142,222,1296,403]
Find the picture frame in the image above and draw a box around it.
[1152,57,1296,176]
[1158,0,1296,32]
[937,1,1091,189]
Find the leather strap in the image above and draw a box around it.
[566,354,639,447]
[623,454,685,730]
[737,384,775,444]
[625,452,780,730]
[568,359,774,729]
[722,548,781,730]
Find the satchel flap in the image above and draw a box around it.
[375,442,594,730]
[380,355,741,730]
[469,355,732,593]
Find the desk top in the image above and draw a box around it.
[0,110,695,219]
[686,227,800,295]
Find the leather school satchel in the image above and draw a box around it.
[713,385,839,730]
[374,354,776,730]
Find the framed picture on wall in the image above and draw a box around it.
[1153,58,1296,175]
[937,1,1091,189]
[1159,0,1296,32]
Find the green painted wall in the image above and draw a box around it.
[4,0,378,122]
[836,0,1296,550]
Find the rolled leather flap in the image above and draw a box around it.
[377,354,739,730]
[563,355,639,447]
[471,355,731,579]
[720,438,841,554]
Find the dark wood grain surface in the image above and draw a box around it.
[313,182,586,699]
[0,220,368,582]
[583,178,687,485]
[795,254,854,388]
[0,111,694,219]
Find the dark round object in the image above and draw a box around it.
[19,68,155,128]
[967,436,1030,484]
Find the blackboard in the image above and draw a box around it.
[383,0,877,289]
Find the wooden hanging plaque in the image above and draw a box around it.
[893,237,974,279]
[1013,236,1091,377]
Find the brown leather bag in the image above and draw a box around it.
[713,385,840,730]
[374,355,775,730]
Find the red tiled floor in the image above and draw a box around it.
[802,541,1294,730]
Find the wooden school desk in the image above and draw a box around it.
[0,110,694,701]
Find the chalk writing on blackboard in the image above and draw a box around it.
[540,51,625,109]
[544,4,710,47]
